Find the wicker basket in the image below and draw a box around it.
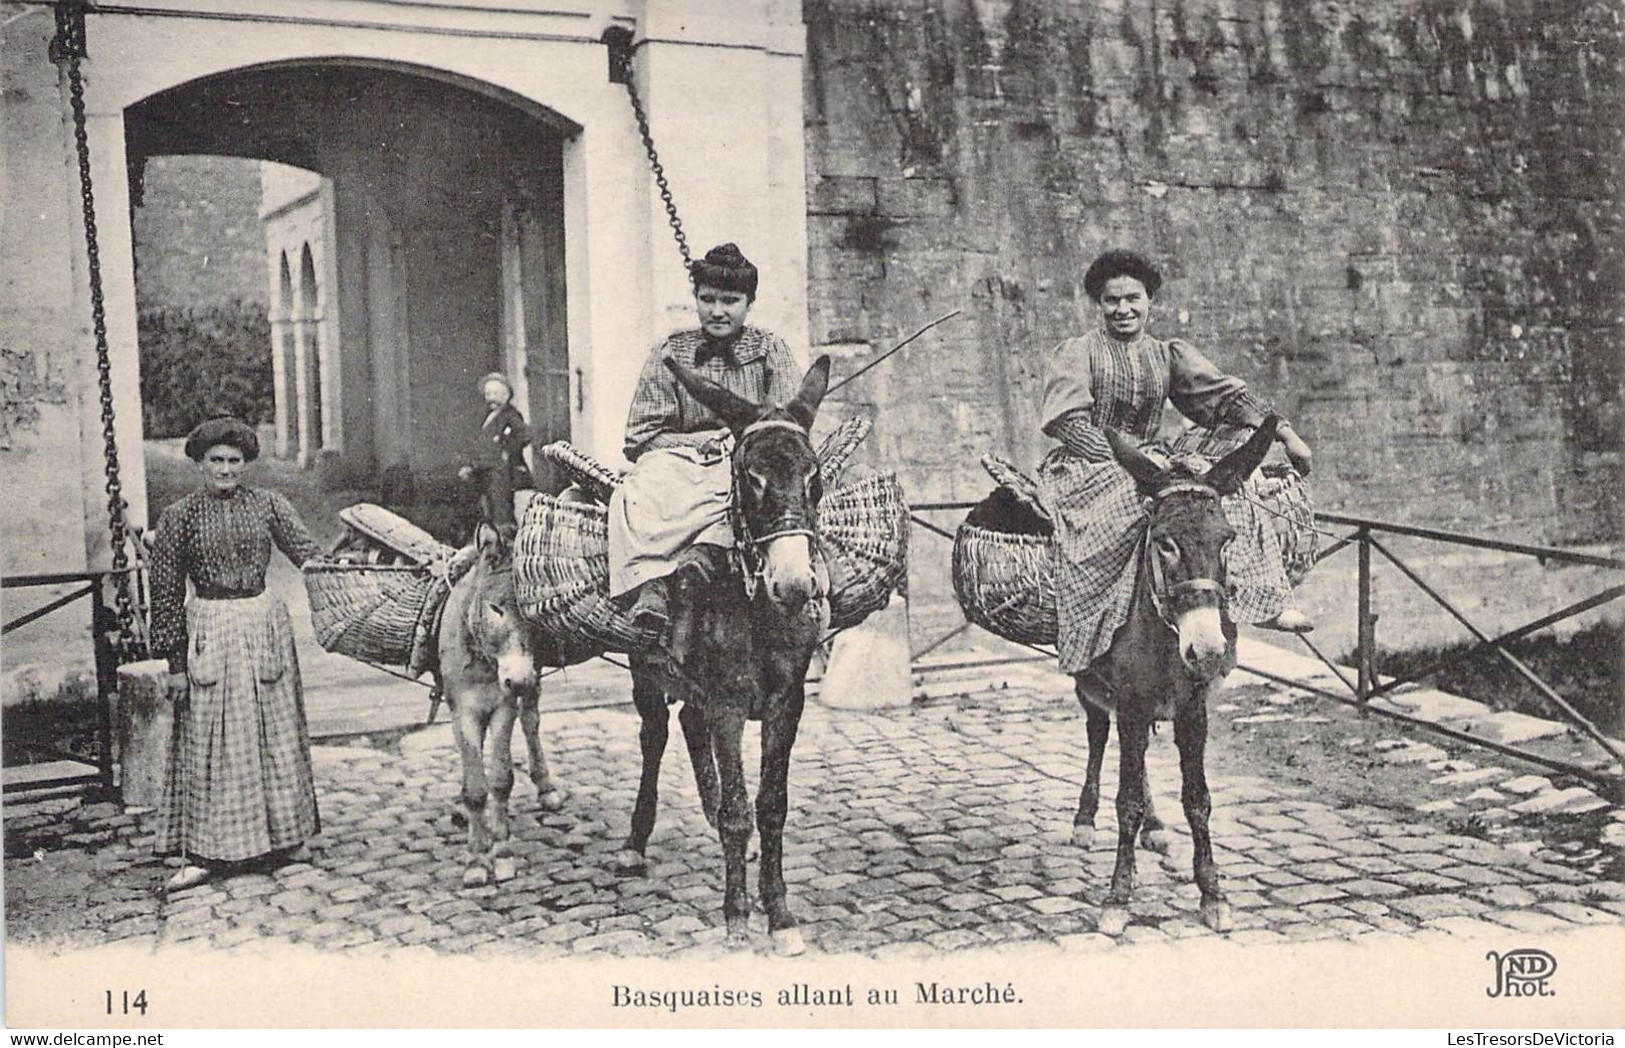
[540,442,623,505]
[514,471,909,651]
[305,562,449,666]
[512,495,660,652]
[820,471,908,629]
[816,417,873,487]
[336,503,450,564]
[952,520,1058,646]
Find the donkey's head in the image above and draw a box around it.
[1106,418,1278,679]
[463,523,541,697]
[664,355,832,616]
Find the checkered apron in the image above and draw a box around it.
[154,594,320,863]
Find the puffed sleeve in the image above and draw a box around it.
[1040,338,1112,458]
[1167,339,1269,429]
[623,340,685,462]
[266,491,324,568]
[147,501,190,673]
[762,332,803,406]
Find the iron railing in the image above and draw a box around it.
[904,501,1625,800]
[1,569,141,794]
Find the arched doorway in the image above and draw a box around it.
[125,60,576,536]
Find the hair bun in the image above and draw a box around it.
[704,243,748,267]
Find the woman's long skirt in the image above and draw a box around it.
[607,446,733,598]
[1038,449,1314,675]
[154,594,320,864]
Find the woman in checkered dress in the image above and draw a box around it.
[1039,250,1317,675]
[609,243,803,631]
[148,417,325,891]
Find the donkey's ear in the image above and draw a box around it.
[475,521,507,560]
[785,355,832,430]
[665,355,759,433]
[1204,415,1278,496]
[1105,428,1163,491]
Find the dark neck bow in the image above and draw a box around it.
[694,333,743,368]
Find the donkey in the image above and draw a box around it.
[435,523,572,887]
[614,354,833,957]
[1070,419,1278,936]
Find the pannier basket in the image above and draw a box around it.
[304,562,449,666]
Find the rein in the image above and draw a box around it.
[1143,484,1227,633]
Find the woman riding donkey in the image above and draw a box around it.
[1040,247,1317,675]
[609,242,804,632]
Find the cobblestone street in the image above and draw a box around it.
[7,649,1624,966]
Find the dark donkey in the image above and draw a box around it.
[1071,418,1279,936]
[435,523,573,887]
[615,354,833,957]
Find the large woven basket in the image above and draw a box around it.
[305,563,449,666]
[820,471,909,629]
[514,471,909,651]
[952,523,1058,646]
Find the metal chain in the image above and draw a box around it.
[616,49,692,272]
[55,1,147,662]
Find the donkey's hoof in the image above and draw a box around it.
[1071,824,1096,849]
[537,788,566,813]
[1141,828,1172,854]
[1200,898,1233,933]
[612,848,647,875]
[725,920,751,949]
[462,865,490,889]
[1097,906,1130,937]
[771,927,807,957]
[493,856,517,883]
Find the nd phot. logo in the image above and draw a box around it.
[1486,948,1557,998]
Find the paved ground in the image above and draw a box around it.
[6,641,1623,961]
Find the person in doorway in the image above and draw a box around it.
[1039,248,1317,677]
[148,416,324,891]
[458,372,535,533]
[609,242,802,631]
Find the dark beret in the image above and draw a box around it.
[1083,249,1163,301]
[184,416,260,462]
[690,242,759,299]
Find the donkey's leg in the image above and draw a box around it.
[758,696,805,956]
[488,699,520,883]
[520,688,565,812]
[1175,699,1230,931]
[709,707,754,945]
[452,693,495,888]
[679,700,720,829]
[1073,692,1110,849]
[616,664,669,873]
[1140,781,1172,854]
[1099,712,1152,936]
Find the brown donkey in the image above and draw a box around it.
[1071,419,1278,935]
[435,524,577,887]
[615,355,833,957]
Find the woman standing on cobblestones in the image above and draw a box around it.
[148,416,325,891]
[1040,249,1318,675]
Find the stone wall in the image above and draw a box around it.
[803,0,1625,649]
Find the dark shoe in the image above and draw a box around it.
[673,544,729,589]
[629,579,671,631]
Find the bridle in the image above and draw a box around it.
[727,417,827,604]
[1142,481,1228,634]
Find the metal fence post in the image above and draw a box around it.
[1356,527,1375,711]
[90,576,118,791]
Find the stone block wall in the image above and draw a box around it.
[804,0,1625,650]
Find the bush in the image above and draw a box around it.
[139,301,274,438]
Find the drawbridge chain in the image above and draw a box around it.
[52,0,148,662]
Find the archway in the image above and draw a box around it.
[125,59,575,536]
